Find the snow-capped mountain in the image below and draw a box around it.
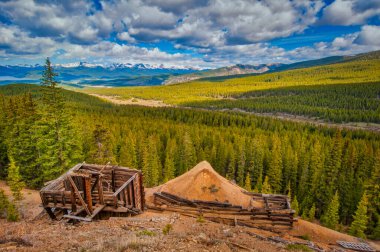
[0,62,199,87]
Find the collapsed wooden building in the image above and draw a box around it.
[150,191,296,228]
[40,163,145,222]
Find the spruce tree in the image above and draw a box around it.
[350,192,369,238]
[261,176,271,194]
[308,204,316,221]
[182,132,196,173]
[88,124,115,164]
[36,58,81,184]
[163,139,176,182]
[292,196,299,216]
[321,191,340,230]
[142,136,160,187]
[267,135,282,192]
[244,172,252,191]
[7,157,24,201]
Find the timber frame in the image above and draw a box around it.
[40,163,145,222]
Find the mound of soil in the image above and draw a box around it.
[146,161,261,208]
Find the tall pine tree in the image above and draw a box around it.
[349,192,369,238]
[321,191,340,230]
[36,58,82,184]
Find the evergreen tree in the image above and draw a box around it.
[261,176,271,194]
[36,58,81,184]
[119,134,138,168]
[88,124,115,164]
[308,204,316,221]
[366,151,380,237]
[318,132,342,211]
[226,145,236,181]
[163,139,176,182]
[292,196,299,216]
[321,191,340,230]
[0,189,8,218]
[350,192,369,238]
[7,157,24,201]
[182,132,196,173]
[267,135,282,192]
[142,136,160,187]
[244,172,252,191]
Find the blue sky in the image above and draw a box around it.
[0,0,380,68]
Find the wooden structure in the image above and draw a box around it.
[40,163,145,222]
[149,191,295,228]
[249,192,296,226]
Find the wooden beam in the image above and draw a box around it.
[113,174,137,197]
[63,215,92,222]
[67,175,91,216]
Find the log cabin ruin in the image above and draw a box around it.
[40,161,295,228]
[40,163,144,222]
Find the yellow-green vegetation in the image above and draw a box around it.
[137,230,156,237]
[162,224,173,235]
[83,60,380,104]
[286,244,313,252]
[196,215,205,223]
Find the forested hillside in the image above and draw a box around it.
[1,82,380,238]
[83,58,380,123]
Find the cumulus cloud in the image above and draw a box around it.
[0,0,379,67]
[320,0,380,25]
[354,25,380,46]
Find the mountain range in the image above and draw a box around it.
[1,50,379,87]
[0,62,198,87]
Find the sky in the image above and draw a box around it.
[0,0,380,68]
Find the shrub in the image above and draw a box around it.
[162,224,173,235]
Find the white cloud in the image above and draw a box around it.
[117,32,137,43]
[354,25,380,46]
[320,0,380,25]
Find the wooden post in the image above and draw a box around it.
[70,185,77,212]
[98,176,104,205]
[84,176,93,213]
[67,175,91,216]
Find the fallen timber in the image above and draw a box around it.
[150,191,296,227]
[40,163,145,221]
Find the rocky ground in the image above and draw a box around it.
[1,181,379,252]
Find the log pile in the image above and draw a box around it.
[40,163,145,222]
[149,191,296,228]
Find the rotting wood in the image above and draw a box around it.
[40,163,144,222]
[152,190,296,228]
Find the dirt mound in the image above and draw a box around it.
[146,161,260,208]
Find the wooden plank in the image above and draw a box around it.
[90,204,106,219]
[63,215,92,222]
[67,175,91,216]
